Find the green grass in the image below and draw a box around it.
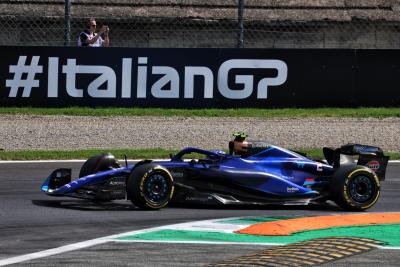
[1,107,400,118]
[0,148,179,160]
[1,148,399,160]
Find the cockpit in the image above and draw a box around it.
[229,132,271,158]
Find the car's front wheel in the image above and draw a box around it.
[126,164,174,210]
[330,165,380,211]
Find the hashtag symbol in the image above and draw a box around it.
[6,56,43,97]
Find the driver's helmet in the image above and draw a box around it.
[229,132,252,156]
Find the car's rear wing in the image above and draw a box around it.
[323,144,389,181]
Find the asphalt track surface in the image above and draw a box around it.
[0,161,399,266]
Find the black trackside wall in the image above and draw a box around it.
[0,46,399,108]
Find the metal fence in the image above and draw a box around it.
[1,0,400,49]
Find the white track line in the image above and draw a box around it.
[376,246,400,250]
[0,218,229,266]
[0,239,109,266]
[1,215,400,266]
[114,239,282,246]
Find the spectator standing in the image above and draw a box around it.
[78,18,109,47]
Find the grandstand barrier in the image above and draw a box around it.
[0,46,399,108]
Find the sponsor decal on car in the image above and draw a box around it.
[317,163,323,172]
[170,171,184,178]
[185,196,213,202]
[287,187,299,193]
[366,160,380,172]
[296,162,305,169]
[109,181,126,186]
[109,176,127,186]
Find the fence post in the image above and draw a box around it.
[237,0,245,48]
[64,0,71,46]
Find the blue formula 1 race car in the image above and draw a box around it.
[41,133,389,211]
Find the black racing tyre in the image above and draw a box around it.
[330,165,380,211]
[79,153,121,178]
[126,164,174,210]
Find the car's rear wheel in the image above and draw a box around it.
[79,153,120,178]
[330,165,380,211]
[127,164,174,210]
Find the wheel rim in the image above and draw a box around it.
[348,175,375,203]
[144,173,170,204]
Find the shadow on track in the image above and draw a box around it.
[32,199,343,212]
[170,201,344,212]
[31,199,138,211]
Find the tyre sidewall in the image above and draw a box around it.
[127,164,174,209]
[79,154,104,178]
[79,153,120,178]
[331,166,380,211]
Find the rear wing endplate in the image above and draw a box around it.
[323,144,389,181]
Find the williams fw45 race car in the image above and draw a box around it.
[41,133,389,211]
